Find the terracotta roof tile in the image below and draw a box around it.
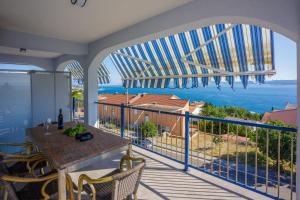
[131,94,188,107]
[98,94,188,108]
[98,94,135,105]
[262,109,297,126]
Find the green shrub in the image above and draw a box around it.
[201,103,262,121]
[212,135,223,145]
[250,121,296,164]
[140,121,158,138]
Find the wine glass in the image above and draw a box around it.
[44,118,51,135]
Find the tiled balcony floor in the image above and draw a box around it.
[69,146,271,200]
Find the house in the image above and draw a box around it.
[285,102,297,110]
[262,108,297,127]
[189,101,205,115]
[98,94,189,137]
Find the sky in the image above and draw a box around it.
[0,32,297,84]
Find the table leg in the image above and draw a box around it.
[58,169,67,200]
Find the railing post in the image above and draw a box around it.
[72,97,75,119]
[184,111,190,171]
[121,103,125,138]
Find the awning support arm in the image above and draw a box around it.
[112,51,154,79]
[122,70,276,80]
[181,24,237,59]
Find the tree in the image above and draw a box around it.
[72,89,83,100]
[251,121,296,164]
[140,121,158,138]
[199,103,262,136]
[201,103,262,121]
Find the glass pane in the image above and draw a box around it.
[0,72,31,153]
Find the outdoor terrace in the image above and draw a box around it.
[69,145,270,200]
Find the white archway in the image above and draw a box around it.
[85,14,299,125]
[82,2,300,196]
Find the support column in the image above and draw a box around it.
[83,62,98,126]
[296,37,300,200]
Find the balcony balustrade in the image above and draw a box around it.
[95,102,297,200]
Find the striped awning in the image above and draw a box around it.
[109,23,275,89]
[97,63,111,84]
[65,61,111,84]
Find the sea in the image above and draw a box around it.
[98,80,297,114]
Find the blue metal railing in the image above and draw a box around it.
[73,98,84,121]
[95,101,297,199]
[184,111,190,172]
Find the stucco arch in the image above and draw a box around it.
[84,0,299,125]
[87,0,299,70]
[55,55,86,72]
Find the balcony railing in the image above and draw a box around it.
[73,98,84,121]
[95,101,297,199]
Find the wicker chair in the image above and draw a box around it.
[0,155,73,200]
[0,142,37,155]
[0,142,47,176]
[0,171,74,200]
[77,155,145,200]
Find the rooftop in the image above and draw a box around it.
[262,108,297,126]
[98,94,189,108]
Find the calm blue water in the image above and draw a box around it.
[98,81,296,113]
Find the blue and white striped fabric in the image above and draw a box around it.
[110,23,275,89]
[65,61,111,84]
[65,61,83,80]
[97,64,111,84]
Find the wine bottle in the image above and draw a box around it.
[58,109,64,129]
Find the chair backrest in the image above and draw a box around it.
[111,162,145,200]
[0,160,19,200]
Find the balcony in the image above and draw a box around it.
[0,1,300,199]
[95,102,297,199]
[68,145,270,200]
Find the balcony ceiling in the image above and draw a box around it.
[0,46,62,58]
[0,0,192,43]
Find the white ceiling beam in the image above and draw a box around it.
[0,29,88,55]
[0,53,54,71]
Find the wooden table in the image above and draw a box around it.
[26,122,130,200]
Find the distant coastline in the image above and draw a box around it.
[98,80,296,114]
